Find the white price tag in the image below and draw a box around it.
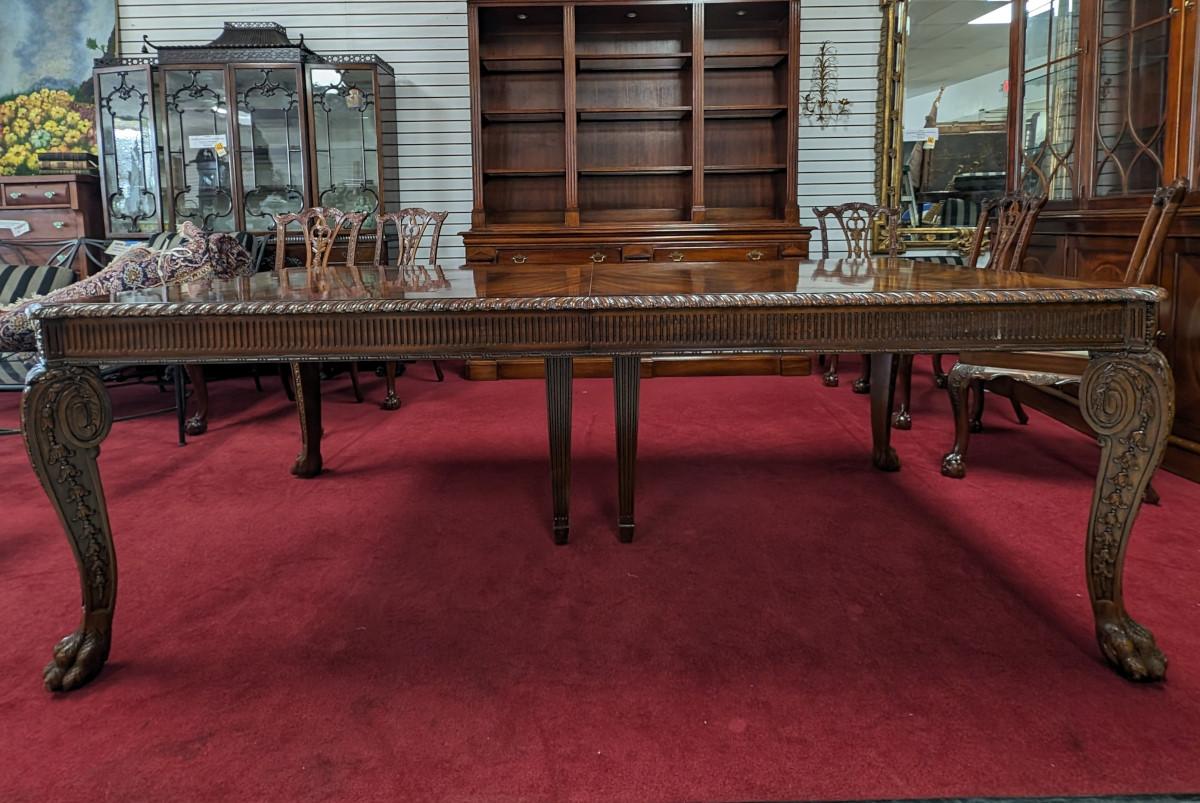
[188,134,228,151]
[0,219,31,237]
[904,127,940,149]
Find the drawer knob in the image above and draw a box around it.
[747,249,765,261]
[52,221,66,229]
[43,190,57,199]
[511,254,528,264]
[590,251,606,263]
[8,191,22,200]
[668,250,684,262]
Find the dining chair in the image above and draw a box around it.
[812,202,901,391]
[891,191,1047,429]
[940,178,1188,480]
[372,208,449,411]
[273,207,368,404]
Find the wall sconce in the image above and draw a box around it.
[801,41,851,127]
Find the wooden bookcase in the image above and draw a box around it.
[465,0,809,263]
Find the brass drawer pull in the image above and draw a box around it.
[43,190,57,199]
[52,221,66,229]
[747,249,765,261]
[511,254,528,264]
[590,251,606,263]
[668,250,684,262]
[8,191,22,200]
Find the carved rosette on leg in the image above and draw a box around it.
[1080,351,1172,682]
[21,365,116,692]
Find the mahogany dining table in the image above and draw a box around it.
[19,258,1171,691]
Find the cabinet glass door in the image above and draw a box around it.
[95,66,162,234]
[162,68,236,232]
[1093,0,1172,196]
[1020,0,1081,201]
[309,67,381,227]
[234,67,306,231]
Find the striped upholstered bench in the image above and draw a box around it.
[0,262,77,389]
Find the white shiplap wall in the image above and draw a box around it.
[117,0,881,261]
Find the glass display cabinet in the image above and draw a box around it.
[92,22,393,238]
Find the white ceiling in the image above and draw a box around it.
[906,0,1012,97]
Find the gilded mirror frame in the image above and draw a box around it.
[874,0,979,255]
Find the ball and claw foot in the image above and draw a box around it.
[291,452,323,478]
[1096,611,1167,682]
[380,392,401,411]
[968,418,983,434]
[872,446,901,472]
[891,410,912,431]
[44,627,110,692]
[822,372,839,388]
[852,377,871,394]
[934,374,948,389]
[184,414,207,436]
[941,452,966,478]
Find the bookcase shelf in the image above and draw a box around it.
[468,0,802,236]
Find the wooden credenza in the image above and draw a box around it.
[0,175,103,276]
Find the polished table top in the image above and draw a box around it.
[31,259,1163,319]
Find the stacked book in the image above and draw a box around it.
[37,152,99,176]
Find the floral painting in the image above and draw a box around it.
[0,0,117,175]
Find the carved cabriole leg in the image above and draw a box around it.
[291,362,323,478]
[184,364,208,436]
[613,355,640,544]
[22,365,116,692]
[382,362,401,411]
[823,354,840,387]
[869,353,900,471]
[853,354,872,394]
[940,362,984,479]
[892,354,913,430]
[545,357,573,545]
[1080,350,1172,682]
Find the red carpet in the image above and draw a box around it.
[1,360,1199,802]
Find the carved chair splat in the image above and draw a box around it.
[812,202,900,391]
[374,208,450,411]
[941,178,1188,484]
[272,207,369,404]
[892,191,1047,431]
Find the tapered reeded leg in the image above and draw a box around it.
[823,354,840,387]
[941,362,981,478]
[349,364,364,403]
[381,362,401,411]
[545,357,573,545]
[1081,351,1172,682]
[932,353,948,388]
[22,365,116,692]
[613,355,640,543]
[869,353,900,471]
[291,362,323,478]
[853,354,872,394]
[892,354,914,430]
[184,364,208,436]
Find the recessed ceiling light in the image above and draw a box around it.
[516,12,527,20]
[736,9,747,15]
[626,11,637,18]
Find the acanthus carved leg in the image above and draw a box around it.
[22,365,116,692]
[1080,350,1172,682]
[941,362,985,479]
